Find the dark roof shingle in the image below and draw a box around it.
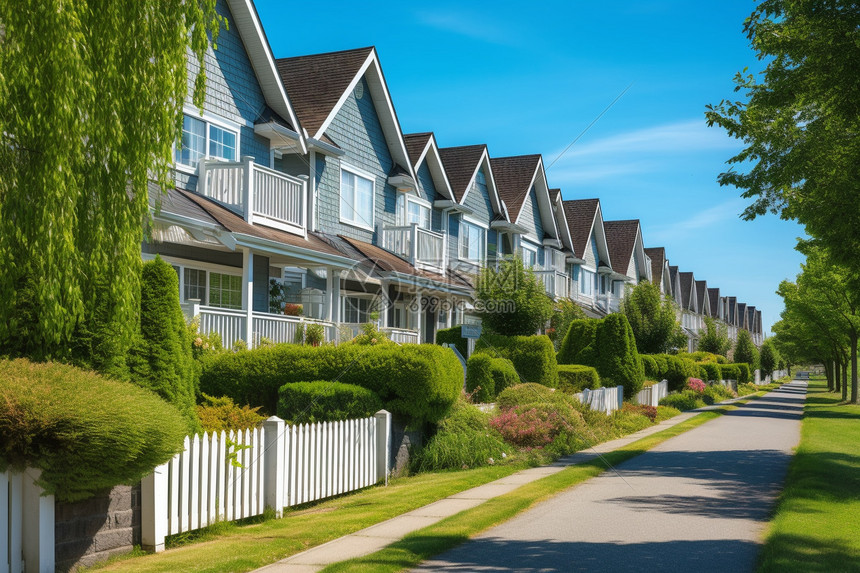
[562,199,600,259]
[603,220,640,276]
[489,155,541,222]
[438,145,487,202]
[644,247,666,287]
[403,132,432,167]
[679,272,694,309]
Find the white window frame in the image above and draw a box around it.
[339,163,376,231]
[406,195,432,229]
[174,110,242,174]
[579,267,595,297]
[142,254,244,308]
[458,216,487,264]
[520,241,539,269]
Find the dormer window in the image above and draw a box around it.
[175,114,238,169]
[396,194,431,229]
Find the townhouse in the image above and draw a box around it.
[144,0,765,351]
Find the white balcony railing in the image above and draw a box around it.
[188,305,335,349]
[198,157,307,236]
[595,293,621,314]
[534,269,570,300]
[340,323,420,344]
[381,224,447,274]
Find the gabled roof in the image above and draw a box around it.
[549,188,561,203]
[227,0,305,153]
[490,154,559,241]
[747,306,757,333]
[603,220,640,277]
[708,288,721,318]
[563,199,601,260]
[727,296,738,324]
[548,188,574,254]
[275,46,414,180]
[696,280,709,316]
[756,309,762,334]
[438,144,489,202]
[644,247,666,286]
[679,272,695,310]
[737,302,748,328]
[403,132,455,201]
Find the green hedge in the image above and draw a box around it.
[466,354,519,403]
[277,381,382,424]
[644,354,700,392]
[736,363,751,384]
[594,314,645,399]
[0,359,187,502]
[557,364,600,393]
[496,383,564,410]
[700,362,721,382]
[200,344,462,426]
[641,354,658,379]
[717,363,750,383]
[475,333,558,387]
[557,319,599,366]
[435,325,467,358]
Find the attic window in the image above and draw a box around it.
[354,81,364,100]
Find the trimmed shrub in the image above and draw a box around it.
[736,363,751,384]
[641,354,658,379]
[685,351,720,363]
[652,354,669,378]
[435,325,467,358]
[657,354,700,392]
[197,394,265,433]
[659,391,706,411]
[466,354,519,403]
[557,319,599,365]
[475,334,558,387]
[594,314,645,399]
[438,400,493,434]
[128,256,199,433]
[716,355,728,364]
[496,383,563,410]
[700,362,722,382]
[200,343,462,426]
[277,381,383,424]
[557,364,600,394]
[0,359,187,502]
[719,363,740,381]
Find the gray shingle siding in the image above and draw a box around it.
[518,186,544,241]
[176,0,272,192]
[416,162,444,233]
[462,167,493,221]
[315,77,396,243]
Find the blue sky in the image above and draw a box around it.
[256,0,807,335]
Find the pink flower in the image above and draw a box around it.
[687,378,706,393]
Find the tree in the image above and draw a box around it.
[475,257,553,336]
[128,257,200,433]
[547,299,585,351]
[595,314,645,399]
[620,281,684,354]
[0,1,223,365]
[759,339,780,381]
[733,329,759,371]
[705,1,860,275]
[698,317,732,356]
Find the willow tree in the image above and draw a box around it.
[0,1,222,367]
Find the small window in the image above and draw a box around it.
[341,169,374,228]
[343,296,371,324]
[184,268,207,302]
[520,245,537,268]
[175,114,239,169]
[459,220,485,263]
[209,273,242,310]
[580,269,594,296]
[407,200,431,229]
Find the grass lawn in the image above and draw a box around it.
[323,402,754,573]
[757,378,860,572]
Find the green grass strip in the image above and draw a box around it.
[323,399,755,573]
[757,379,860,572]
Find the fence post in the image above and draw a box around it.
[374,410,392,486]
[617,386,624,412]
[263,416,286,517]
[141,464,168,553]
[21,468,54,573]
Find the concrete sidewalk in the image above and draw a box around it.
[254,390,760,573]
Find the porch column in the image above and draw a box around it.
[414,292,423,339]
[446,300,453,328]
[331,270,341,324]
[381,281,391,327]
[325,268,334,322]
[242,247,254,347]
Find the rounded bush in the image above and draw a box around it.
[496,383,561,410]
[719,363,740,381]
[557,364,600,393]
[594,314,645,399]
[557,319,599,366]
[736,363,752,384]
[640,355,658,379]
[700,362,721,382]
[435,326,467,358]
[200,343,462,426]
[277,381,383,424]
[475,334,558,387]
[466,354,519,402]
[0,359,187,502]
[490,404,583,448]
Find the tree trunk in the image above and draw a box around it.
[852,334,858,404]
[834,360,841,393]
[824,362,833,391]
[842,360,849,402]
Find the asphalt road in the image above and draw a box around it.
[414,382,807,573]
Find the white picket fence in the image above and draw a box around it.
[635,380,669,407]
[142,411,391,552]
[2,468,54,573]
[572,385,624,414]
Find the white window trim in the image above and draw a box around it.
[458,216,487,264]
[174,111,242,175]
[339,163,376,232]
[400,194,432,228]
[142,254,243,306]
[520,242,538,268]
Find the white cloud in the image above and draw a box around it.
[647,198,748,244]
[415,9,517,46]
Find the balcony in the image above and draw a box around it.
[533,269,570,300]
[198,157,307,236]
[340,323,420,344]
[187,304,336,349]
[381,224,447,274]
[596,293,621,314]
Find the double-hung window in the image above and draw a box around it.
[341,167,374,229]
[579,268,595,296]
[208,272,242,310]
[175,114,238,169]
[520,244,538,268]
[459,220,485,263]
[184,268,207,302]
[407,200,431,229]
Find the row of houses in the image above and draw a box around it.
[147,0,764,351]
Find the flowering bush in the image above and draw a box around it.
[490,405,573,447]
[622,402,658,423]
[686,377,706,393]
[283,303,303,316]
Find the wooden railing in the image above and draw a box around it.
[340,323,420,344]
[381,224,446,274]
[533,270,570,300]
[198,157,306,236]
[190,305,335,348]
